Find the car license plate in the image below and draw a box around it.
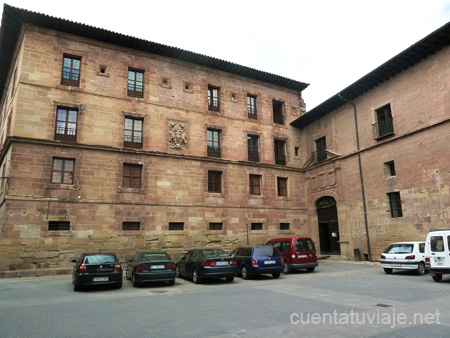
[215,261,229,266]
[435,257,444,266]
[298,255,307,258]
[390,264,401,267]
[150,265,165,269]
[93,277,108,282]
[264,260,276,264]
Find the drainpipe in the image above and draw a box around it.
[338,94,372,261]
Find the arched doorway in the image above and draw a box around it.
[316,196,341,255]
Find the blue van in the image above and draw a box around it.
[230,246,283,279]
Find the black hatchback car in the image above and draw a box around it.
[176,248,238,284]
[72,252,123,291]
[126,250,176,287]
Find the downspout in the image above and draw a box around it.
[338,94,372,261]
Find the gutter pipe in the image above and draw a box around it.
[338,94,372,261]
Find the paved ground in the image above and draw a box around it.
[1,260,450,337]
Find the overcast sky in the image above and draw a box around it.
[1,0,449,109]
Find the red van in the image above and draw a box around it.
[266,237,318,274]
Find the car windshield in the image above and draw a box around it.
[141,252,170,262]
[254,247,280,258]
[84,254,116,264]
[201,249,228,257]
[383,244,413,254]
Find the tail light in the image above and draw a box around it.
[136,266,147,271]
[405,255,415,260]
[230,261,237,265]
[79,263,87,272]
[281,258,284,265]
[114,262,121,270]
[202,261,216,266]
[381,255,386,259]
[425,257,431,267]
[251,259,258,267]
[167,265,176,269]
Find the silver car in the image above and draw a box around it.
[380,241,426,275]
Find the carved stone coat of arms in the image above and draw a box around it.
[168,122,187,150]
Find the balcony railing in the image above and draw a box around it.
[248,109,257,120]
[61,71,79,86]
[273,113,284,125]
[275,154,286,165]
[312,150,327,164]
[373,118,394,139]
[124,135,143,149]
[55,128,76,142]
[248,150,260,162]
[207,145,221,158]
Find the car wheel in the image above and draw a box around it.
[306,267,315,273]
[192,269,201,284]
[282,262,290,274]
[384,268,393,274]
[73,281,82,292]
[272,272,281,278]
[432,273,443,282]
[132,273,139,287]
[168,279,175,286]
[226,275,234,283]
[417,262,426,275]
[241,266,250,280]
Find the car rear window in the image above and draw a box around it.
[430,236,444,252]
[295,239,315,251]
[141,252,170,262]
[254,247,281,258]
[383,244,413,254]
[202,249,228,257]
[84,254,116,264]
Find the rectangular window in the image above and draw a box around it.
[315,137,327,163]
[277,177,288,197]
[169,222,184,231]
[208,171,222,193]
[251,223,263,230]
[122,222,140,231]
[207,129,221,158]
[249,174,261,195]
[375,104,394,138]
[55,107,78,143]
[274,140,286,165]
[247,94,257,119]
[124,117,143,149]
[52,158,75,184]
[48,221,70,231]
[385,161,396,177]
[208,85,220,112]
[280,223,290,231]
[387,192,403,218]
[209,222,223,231]
[61,54,81,86]
[272,100,284,124]
[247,135,259,162]
[128,68,144,98]
[123,163,142,188]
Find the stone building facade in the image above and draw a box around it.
[0,5,308,274]
[0,5,449,275]
[292,22,450,260]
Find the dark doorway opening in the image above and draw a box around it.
[317,196,341,255]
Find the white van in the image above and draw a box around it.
[425,230,450,282]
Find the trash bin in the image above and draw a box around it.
[353,248,361,261]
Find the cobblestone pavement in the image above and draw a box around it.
[1,260,450,337]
